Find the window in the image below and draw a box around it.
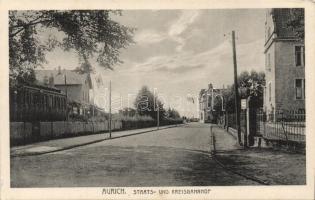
[295,46,305,66]
[295,79,305,100]
[208,96,211,108]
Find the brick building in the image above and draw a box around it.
[264,8,305,117]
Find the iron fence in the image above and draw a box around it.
[256,109,305,143]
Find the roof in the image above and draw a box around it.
[22,84,63,94]
[199,87,227,100]
[272,8,298,39]
[35,69,93,89]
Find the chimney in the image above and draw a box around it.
[48,73,54,87]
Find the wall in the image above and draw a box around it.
[264,9,275,44]
[275,41,305,111]
[264,8,276,115]
[10,121,121,146]
[264,9,305,114]
[56,85,82,103]
[81,80,90,104]
[10,119,182,146]
[264,41,276,114]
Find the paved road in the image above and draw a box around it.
[11,123,258,187]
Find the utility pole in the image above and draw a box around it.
[232,30,242,145]
[211,87,214,110]
[92,86,95,117]
[64,73,68,121]
[109,80,112,138]
[156,96,160,130]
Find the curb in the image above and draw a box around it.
[11,124,183,158]
[212,125,242,148]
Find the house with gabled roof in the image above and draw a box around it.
[35,66,93,116]
[199,83,226,123]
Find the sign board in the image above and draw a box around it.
[241,99,247,110]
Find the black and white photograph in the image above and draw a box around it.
[1,1,315,199]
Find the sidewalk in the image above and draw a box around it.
[212,125,306,185]
[11,124,181,157]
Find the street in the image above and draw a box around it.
[5,8,310,200]
[11,123,258,187]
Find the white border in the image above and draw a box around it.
[1,0,314,199]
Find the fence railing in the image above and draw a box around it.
[256,109,305,143]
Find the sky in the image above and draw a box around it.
[44,9,266,117]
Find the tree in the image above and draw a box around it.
[134,86,165,121]
[222,70,265,113]
[166,107,181,119]
[118,107,137,117]
[9,10,135,86]
[74,61,94,74]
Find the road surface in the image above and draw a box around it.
[11,123,258,187]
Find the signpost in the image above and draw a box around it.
[241,98,248,147]
[241,99,247,110]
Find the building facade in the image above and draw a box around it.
[199,83,225,123]
[264,9,305,117]
[35,67,93,116]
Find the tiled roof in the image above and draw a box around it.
[35,69,92,88]
[272,8,297,38]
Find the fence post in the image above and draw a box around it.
[243,110,247,148]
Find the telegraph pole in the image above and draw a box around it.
[211,87,214,110]
[232,31,242,145]
[109,80,112,138]
[92,86,95,117]
[156,96,160,130]
[64,73,68,121]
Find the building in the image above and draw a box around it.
[199,83,225,123]
[35,67,93,116]
[264,9,305,117]
[9,84,67,122]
